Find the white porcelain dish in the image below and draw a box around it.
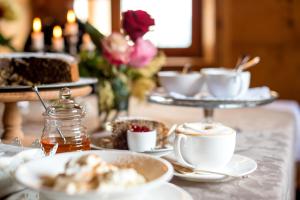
[0,148,44,198]
[165,153,257,182]
[0,77,98,91]
[90,143,173,157]
[127,129,157,152]
[15,150,173,200]
[158,71,204,96]
[6,183,193,200]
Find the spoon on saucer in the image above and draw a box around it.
[167,124,178,136]
[164,157,240,178]
[142,124,177,153]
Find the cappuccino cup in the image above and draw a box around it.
[201,68,250,98]
[174,122,236,170]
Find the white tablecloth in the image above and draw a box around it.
[0,98,299,199]
[129,99,298,199]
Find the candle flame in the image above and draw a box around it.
[53,26,62,38]
[67,10,76,23]
[33,17,42,32]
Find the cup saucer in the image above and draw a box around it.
[141,145,173,157]
[90,144,173,157]
[164,153,257,182]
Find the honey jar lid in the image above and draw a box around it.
[45,87,85,119]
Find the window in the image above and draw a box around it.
[74,0,216,67]
[120,0,193,48]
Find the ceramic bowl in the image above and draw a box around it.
[158,71,204,96]
[127,129,157,152]
[15,150,173,200]
[201,68,251,98]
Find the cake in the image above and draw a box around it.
[0,53,79,86]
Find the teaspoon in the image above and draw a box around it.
[32,86,67,144]
[164,157,240,178]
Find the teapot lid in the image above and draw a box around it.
[45,87,85,119]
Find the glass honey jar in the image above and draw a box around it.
[41,88,90,155]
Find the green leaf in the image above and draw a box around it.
[0,33,16,51]
[125,68,143,80]
[84,22,105,53]
[79,51,114,78]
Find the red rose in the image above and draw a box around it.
[0,7,4,19]
[122,10,155,42]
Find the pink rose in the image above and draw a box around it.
[102,32,132,65]
[122,10,155,42]
[129,38,157,68]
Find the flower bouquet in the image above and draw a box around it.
[79,10,165,122]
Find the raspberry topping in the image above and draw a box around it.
[130,124,151,132]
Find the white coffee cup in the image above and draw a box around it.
[174,122,236,170]
[127,130,157,152]
[201,68,250,98]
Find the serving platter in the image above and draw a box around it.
[0,77,98,92]
[148,89,278,109]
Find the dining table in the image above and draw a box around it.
[0,97,298,200]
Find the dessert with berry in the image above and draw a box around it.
[92,118,170,150]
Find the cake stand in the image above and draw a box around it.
[148,90,278,122]
[0,78,97,140]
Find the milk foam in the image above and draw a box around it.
[176,122,235,136]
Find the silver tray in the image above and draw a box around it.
[0,77,98,92]
[148,91,278,109]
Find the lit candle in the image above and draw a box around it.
[64,10,79,36]
[80,33,95,52]
[52,26,64,52]
[31,17,44,51]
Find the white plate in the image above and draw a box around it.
[91,144,173,157]
[5,183,192,200]
[0,148,44,198]
[165,153,257,182]
[91,131,173,157]
[0,78,98,92]
[15,150,173,200]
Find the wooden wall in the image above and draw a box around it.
[31,0,73,24]
[216,0,300,102]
